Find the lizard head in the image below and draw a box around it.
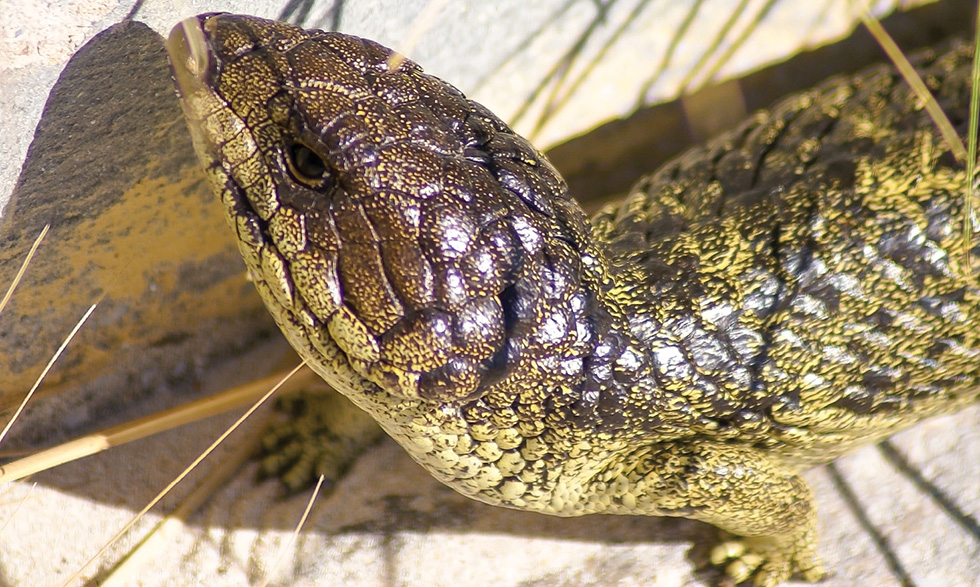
[167,14,608,406]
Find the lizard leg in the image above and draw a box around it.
[610,441,826,586]
[260,386,383,493]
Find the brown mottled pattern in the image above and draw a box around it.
[168,14,980,586]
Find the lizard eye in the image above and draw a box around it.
[285,141,328,187]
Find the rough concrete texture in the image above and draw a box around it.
[1,1,977,586]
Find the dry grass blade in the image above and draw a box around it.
[0,302,100,448]
[387,0,450,70]
[97,432,260,586]
[0,366,318,483]
[854,0,976,275]
[61,361,308,587]
[0,224,48,317]
[0,224,53,449]
[964,4,980,273]
[256,474,327,587]
[853,2,967,163]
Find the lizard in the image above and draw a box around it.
[166,13,980,586]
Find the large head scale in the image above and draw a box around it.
[167,14,605,407]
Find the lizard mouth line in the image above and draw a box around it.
[166,15,277,248]
[166,17,232,194]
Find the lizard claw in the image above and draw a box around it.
[259,389,383,493]
[709,536,826,586]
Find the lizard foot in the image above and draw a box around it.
[259,388,383,493]
[709,535,826,587]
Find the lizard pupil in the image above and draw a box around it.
[286,142,328,186]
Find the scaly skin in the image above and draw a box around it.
[167,14,980,585]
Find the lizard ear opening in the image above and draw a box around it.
[285,141,329,188]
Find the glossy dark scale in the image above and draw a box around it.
[169,15,980,586]
[595,40,980,440]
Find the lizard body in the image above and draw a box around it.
[167,14,980,585]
